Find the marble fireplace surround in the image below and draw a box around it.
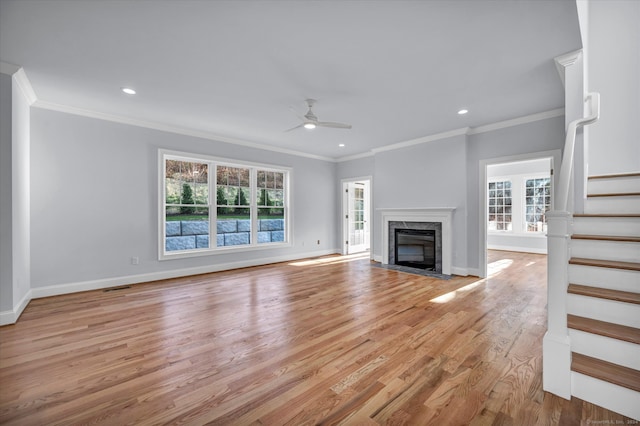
[379,208,455,275]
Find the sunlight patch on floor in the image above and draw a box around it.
[487,258,513,277]
[429,280,484,304]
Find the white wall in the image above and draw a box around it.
[587,0,640,175]
[29,108,338,291]
[0,73,12,312]
[0,70,31,319]
[373,134,468,272]
[12,72,31,309]
[466,116,565,272]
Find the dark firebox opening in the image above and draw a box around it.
[394,229,436,270]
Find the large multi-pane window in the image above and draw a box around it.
[160,151,289,258]
[525,177,551,232]
[488,180,512,231]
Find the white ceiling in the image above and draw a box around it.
[0,0,582,161]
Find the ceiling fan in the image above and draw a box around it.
[286,99,352,132]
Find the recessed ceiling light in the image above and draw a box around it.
[122,87,136,95]
[339,144,345,147]
[458,109,468,115]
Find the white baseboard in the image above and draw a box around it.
[0,289,32,326]
[571,372,640,420]
[4,249,339,325]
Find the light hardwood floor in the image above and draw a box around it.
[0,251,635,425]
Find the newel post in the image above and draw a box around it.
[542,211,572,399]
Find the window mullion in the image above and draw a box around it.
[250,168,258,245]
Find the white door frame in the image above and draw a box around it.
[341,176,372,256]
[479,150,561,278]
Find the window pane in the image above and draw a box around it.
[194,183,208,204]
[257,170,266,188]
[258,208,284,244]
[165,206,209,252]
[275,172,284,189]
[217,166,229,185]
[224,187,237,204]
[266,171,275,188]
[239,168,250,187]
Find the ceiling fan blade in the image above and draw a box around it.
[317,121,352,129]
[284,123,304,132]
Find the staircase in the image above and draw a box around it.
[566,172,640,418]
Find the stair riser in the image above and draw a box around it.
[569,329,640,370]
[584,196,640,214]
[588,176,640,195]
[569,264,639,293]
[567,294,640,328]
[571,240,640,263]
[571,372,640,420]
[573,217,640,237]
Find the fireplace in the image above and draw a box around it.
[394,229,436,270]
[388,221,442,273]
[379,208,454,275]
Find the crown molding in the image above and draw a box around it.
[467,108,565,135]
[0,61,21,76]
[554,49,583,87]
[13,68,38,105]
[336,107,565,162]
[0,62,38,105]
[336,151,375,163]
[32,100,336,162]
[370,127,470,155]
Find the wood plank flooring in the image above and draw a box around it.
[0,251,636,425]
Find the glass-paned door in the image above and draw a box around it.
[347,182,367,254]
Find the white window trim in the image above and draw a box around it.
[487,177,513,233]
[158,149,292,260]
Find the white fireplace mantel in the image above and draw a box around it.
[378,208,455,275]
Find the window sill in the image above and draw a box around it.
[160,240,292,261]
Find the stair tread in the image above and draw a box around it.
[587,192,640,198]
[568,314,640,344]
[568,284,640,305]
[589,172,640,180]
[571,352,640,392]
[569,258,640,271]
[572,234,640,242]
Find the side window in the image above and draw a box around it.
[488,180,512,231]
[525,177,551,232]
[256,170,286,244]
[165,159,210,252]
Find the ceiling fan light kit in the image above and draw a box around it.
[286,99,352,132]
